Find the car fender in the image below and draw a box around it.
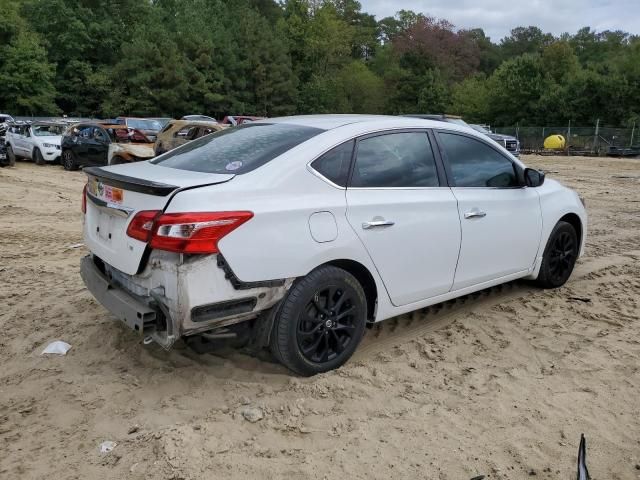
[525,178,587,279]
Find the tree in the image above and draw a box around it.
[500,26,554,57]
[0,4,58,116]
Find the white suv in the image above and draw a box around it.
[80,115,587,375]
[5,122,65,164]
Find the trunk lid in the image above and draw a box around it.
[83,162,234,275]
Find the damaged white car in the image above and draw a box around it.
[80,115,587,375]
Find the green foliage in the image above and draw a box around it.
[0,0,638,126]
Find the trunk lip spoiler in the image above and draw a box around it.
[84,166,178,196]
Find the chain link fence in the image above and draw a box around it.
[494,122,639,156]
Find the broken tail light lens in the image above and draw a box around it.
[126,211,253,254]
[126,210,161,242]
[82,184,87,214]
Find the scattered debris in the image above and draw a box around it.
[470,476,485,480]
[41,340,71,355]
[577,434,590,480]
[241,406,263,423]
[127,424,140,434]
[568,296,592,303]
[65,243,84,250]
[99,440,117,453]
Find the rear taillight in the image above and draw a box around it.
[82,184,87,214]
[126,211,253,254]
[126,210,161,242]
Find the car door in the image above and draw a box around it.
[87,127,110,165]
[70,125,92,166]
[14,125,28,156]
[345,130,461,306]
[22,126,35,159]
[435,131,542,291]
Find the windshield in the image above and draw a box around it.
[126,119,162,131]
[33,124,65,136]
[152,123,324,174]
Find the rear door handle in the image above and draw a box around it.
[362,219,395,229]
[464,209,486,219]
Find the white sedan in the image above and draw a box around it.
[80,115,587,375]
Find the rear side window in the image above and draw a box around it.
[311,140,354,187]
[438,133,518,188]
[153,123,324,174]
[351,132,439,188]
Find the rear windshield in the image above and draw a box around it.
[151,123,324,174]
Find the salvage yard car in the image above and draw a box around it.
[470,124,520,157]
[405,114,520,157]
[61,123,155,170]
[115,117,163,141]
[5,121,65,165]
[80,115,587,376]
[154,119,222,156]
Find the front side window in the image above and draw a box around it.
[351,132,439,188]
[153,123,324,174]
[438,133,518,188]
[311,140,354,187]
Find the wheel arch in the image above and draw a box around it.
[323,259,377,321]
[558,212,582,248]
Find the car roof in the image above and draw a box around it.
[168,119,219,127]
[258,114,461,131]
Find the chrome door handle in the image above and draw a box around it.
[362,219,395,229]
[464,209,486,219]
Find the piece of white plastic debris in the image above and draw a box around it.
[66,243,84,249]
[99,441,117,453]
[41,341,72,356]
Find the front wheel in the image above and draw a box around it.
[34,148,45,165]
[270,265,367,376]
[62,150,78,171]
[536,221,579,288]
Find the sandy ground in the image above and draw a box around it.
[0,155,639,480]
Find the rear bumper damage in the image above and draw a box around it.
[80,253,292,348]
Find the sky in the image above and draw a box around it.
[359,0,640,42]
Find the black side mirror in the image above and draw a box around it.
[524,168,545,187]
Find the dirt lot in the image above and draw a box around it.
[1,155,639,480]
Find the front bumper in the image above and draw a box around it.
[42,151,61,162]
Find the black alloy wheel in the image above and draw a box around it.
[270,265,367,376]
[536,221,579,288]
[297,285,359,363]
[62,150,77,171]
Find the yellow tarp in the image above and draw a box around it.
[544,134,566,149]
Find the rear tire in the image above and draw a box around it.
[34,148,45,165]
[536,221,579,288]
[7,145,16,166]
[270,265,367,376]
[62,150,78,171]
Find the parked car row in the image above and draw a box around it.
[404,114,521,156]
[1,113,267,169]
